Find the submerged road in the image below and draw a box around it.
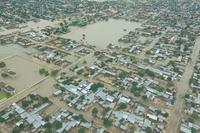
[166,37,200,133]
[0,77,48,112]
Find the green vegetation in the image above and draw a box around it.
[78,128,85,133]
[103,119,112,127]
[51,69,59,77]
[118,102,127,110]
[130,82,143,97]
[77,69,84,75]
[42,97,49,103]
[90,83,104,93]
[0,62,6,68]
[92,107,98,117]
[72,114,86,122]
[145,127,153,133]
[21,100,33,108]
[145,69,155,78]
[191,112,200,120]
[94,51,101,56]
[103,107,111,115]
[39,68,49,76]
[118,71,129,79]
[1,72,8,78]
[163,112,169,118]
[53,120,62,129]
[154,85,165,92]
[0,92,8,100]
[12,126,21,133]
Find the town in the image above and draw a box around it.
[0,0,200,133]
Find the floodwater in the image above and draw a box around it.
[0,45,53,92]
[0,19,59,36]
[62,19,141,49]
[0,56,44,92]
[0,44,36,60]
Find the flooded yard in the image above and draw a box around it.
[0,56,45,92]
[62,19,141,49]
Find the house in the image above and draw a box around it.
[3,85,15,95]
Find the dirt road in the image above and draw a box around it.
[166,37,200,133]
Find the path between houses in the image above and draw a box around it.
[166,37,200,133]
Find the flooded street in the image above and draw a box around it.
[62,19,141,49]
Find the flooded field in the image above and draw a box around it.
[62,19,141,49]
[0,56,45,92]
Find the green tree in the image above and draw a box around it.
[90,83,104,93]
[145,69,155,78]
[103,107,111,115]
[103,119,112,127]
[118,103,127,110]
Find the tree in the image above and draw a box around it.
[154,85,164,92]
[92,107,98,117]
[90,83,104,93]
[0,62,6,68]
[145,69,155,78]
[118,103,127,110]
[39,68,49,76]
[103,107,111,115]
[94,51,101,56]
[73,114,86,122]
[103,119,112,127]
[131,83,143,97]
[118,71,128,79]
[42,97,49,103]
[163,112,169,118]
[138,70,145,77]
